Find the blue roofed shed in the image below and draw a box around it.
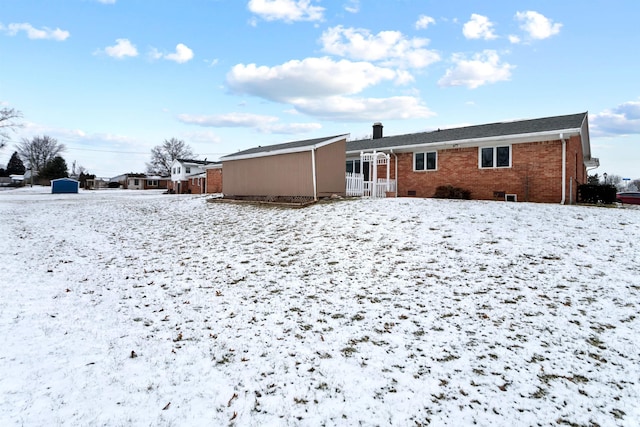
[51,178,79,194]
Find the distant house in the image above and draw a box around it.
[110,173,169,190]
[220,135,348,202]
[169,159,213,194]
[9,174,24,185]
[51,178,79,194]
[346,112,598,204]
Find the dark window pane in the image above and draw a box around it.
[355,160,361,174]
[426,152,436,170]
[415,152,425,170]
[346,161,353,173]
[497,146,510,167]
[481,147,493,168]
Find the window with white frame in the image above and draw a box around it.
[414,151,437,171]
[147,180,158,186]
[185,167,191,174]
[346,159,361,174]
[480,146,511,168]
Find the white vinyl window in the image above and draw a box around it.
[346,160,361,174]
[479,146,511,168]
[414,151,437,171]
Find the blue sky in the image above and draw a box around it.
[1,0,639,179]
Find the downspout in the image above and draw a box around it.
[390,149,398,197]
[560,133,566,205]
[311,147,318,201]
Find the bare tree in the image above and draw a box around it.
[0,108,23,149]
[71,160,87,177]
[17,135,66,175]
[146,138,195,176]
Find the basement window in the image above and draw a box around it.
[414,151,437,171]
[480,146,511,168]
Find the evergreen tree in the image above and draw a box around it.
[6,151,26,175]
[39,156,69,181]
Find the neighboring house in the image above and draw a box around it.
[111,173,169,190]
[51,178,79,194]
[169,159,212,194]
[9,174,24,185]
[143,175,170,190]
[220,135,348,201]
[346,112,598,204]
[126,173,147,190]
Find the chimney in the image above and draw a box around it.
[372,122,383,139]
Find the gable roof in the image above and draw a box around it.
[346,112,588,153]
[222,134,349,162]
[175,159,212,166]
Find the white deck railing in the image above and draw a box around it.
[346,173,395,197]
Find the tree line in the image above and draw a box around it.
[2,108,196,184]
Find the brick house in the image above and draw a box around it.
[346,112,599,204]
[169,159,214,194]
[111,173,169,190]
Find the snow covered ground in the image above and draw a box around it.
[1,186,639,426]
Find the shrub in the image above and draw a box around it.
[434,185,471,199]
[578,184,617,204]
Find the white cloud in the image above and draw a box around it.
[96,0,116,4]
[225,55,437,121]
[148,47,163,60]
[102,38,138,59]
[182,130,222,144]
[177,112,321,134]
[164,43,194,63]
[320,26,440,69]
[591,101,640,136]
[179,112,279,128]
[515,11,561,40]
[344,0,360,13]
[438,50,514,89]
[247,0,324,23]
[226,57,398,102]
[291,95,435,121]
[2,22,70,41]
[463,14,497,40]
[508,35,521,44]
[415,15,436,30]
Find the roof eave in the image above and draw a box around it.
[223,134,349,162]
[346,128,583,155]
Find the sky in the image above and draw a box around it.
[1,0,639,179]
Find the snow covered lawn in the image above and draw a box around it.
[1,187,639,426]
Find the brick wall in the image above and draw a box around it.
[189,177,206,194]
[206,168,223,193]
[393,138,585,203]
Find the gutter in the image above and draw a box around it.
[390,149,398,197]
[311,147,318,201]
[560,133,566,205]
